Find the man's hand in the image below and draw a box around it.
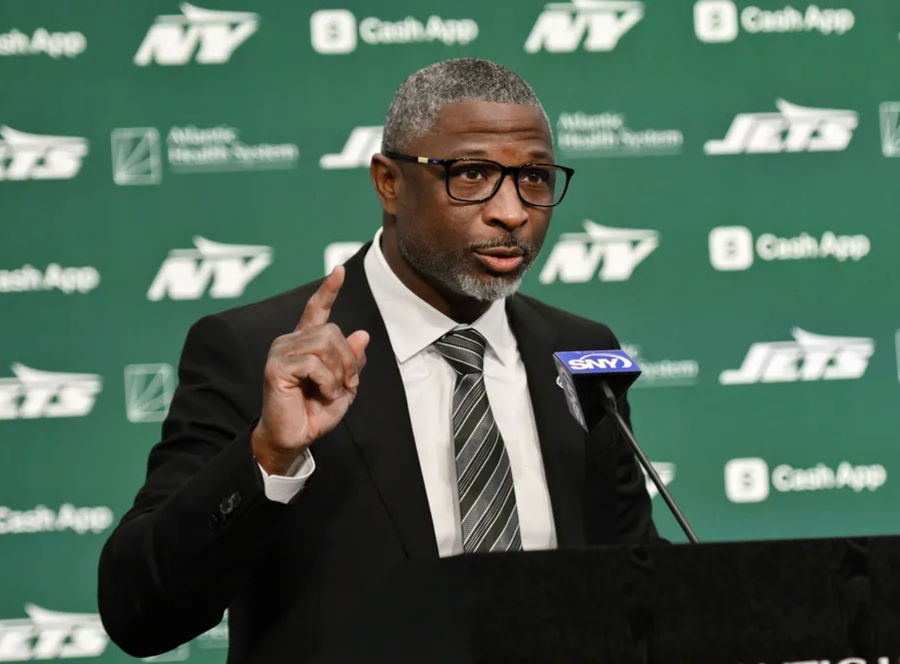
[252,265,370,475]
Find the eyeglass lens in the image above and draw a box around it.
[446,160,566,205]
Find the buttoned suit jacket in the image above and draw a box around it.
[98,245,659,664]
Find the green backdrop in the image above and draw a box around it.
[2,0,899,660]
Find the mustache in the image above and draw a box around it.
[468,237,534,256]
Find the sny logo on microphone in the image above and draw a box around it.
[556,350,640,373]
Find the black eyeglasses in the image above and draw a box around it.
[383,151,574,208]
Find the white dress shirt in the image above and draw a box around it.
[260,229,557,557]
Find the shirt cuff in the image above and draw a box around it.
[257,449,315,504]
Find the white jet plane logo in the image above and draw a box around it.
[525,0,644,53]
[147,236,272,301]
[0,364,102,420]
[720,328,874,385]
[539,221,659,283]
[0,125,88,181]
[319,126,383,169]
[134,3,259,66]
[705,99,858,154]
[0,605,108,661]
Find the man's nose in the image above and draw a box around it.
[483,173,528,230]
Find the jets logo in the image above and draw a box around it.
[720,328,874,385]
[134,3,259,66]
[705,99,858,155]
[147,236,272,301]
[0,364,102,420]
[539,221,659,283]
[0,125,88,181]
[0,605,108,661]
[320,127,383,169]
[525,0,644,53]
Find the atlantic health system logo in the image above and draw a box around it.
[124,363,175,423]
[112,125,299,185]
[621,343,700,389]
[555,111,683,158]
[880,102,900,157]
[111,127,161,185]
[525,0,644,53]
[147,237,272,301]
[704,99,858,154]
[134,3,259,66]
[0,126,88,181]
[719,328,874,385]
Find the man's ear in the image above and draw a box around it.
[370,154,400,216]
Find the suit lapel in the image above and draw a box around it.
[326,248,585,554]
[328,247,439,560]
[507,296,586,548]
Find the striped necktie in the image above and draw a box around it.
[433,328,522,553]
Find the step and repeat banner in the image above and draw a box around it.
[2,0,900,661]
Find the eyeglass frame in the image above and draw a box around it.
[382,150,575,208]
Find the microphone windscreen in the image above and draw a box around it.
[552,350,641,431]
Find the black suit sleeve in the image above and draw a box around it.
[98,314,288,657]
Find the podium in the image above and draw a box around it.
[316,536,900,663]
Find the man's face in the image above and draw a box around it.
[381,100,556,307]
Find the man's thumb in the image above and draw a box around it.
[347,330,370,363]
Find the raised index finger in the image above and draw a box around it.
[296,265,345,331]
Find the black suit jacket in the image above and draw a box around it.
[98,246,658,664]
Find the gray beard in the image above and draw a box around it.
[396,234,540,302]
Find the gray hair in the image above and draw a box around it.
[381,58,549,153]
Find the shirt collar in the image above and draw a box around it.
[363,228,518,366]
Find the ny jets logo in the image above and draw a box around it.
[720,328,874,385]
[319,127,383,169]
[705,99,858,154]
[0,364,102,420]
[134,3,259,66]
[0,605,108,661]
[147,236,272,301]
[0,125,88,181]
[539,220,659,283]
[525,0,644,53]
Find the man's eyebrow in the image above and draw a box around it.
[449,147,555,161]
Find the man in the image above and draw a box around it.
[98,58,658,663]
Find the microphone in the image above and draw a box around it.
[553,350,699,544]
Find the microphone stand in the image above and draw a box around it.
[599,382,700,544]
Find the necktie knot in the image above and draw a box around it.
[434,328,486,375]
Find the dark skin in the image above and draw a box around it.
[252,100,555,474]
[373,100,555,322]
